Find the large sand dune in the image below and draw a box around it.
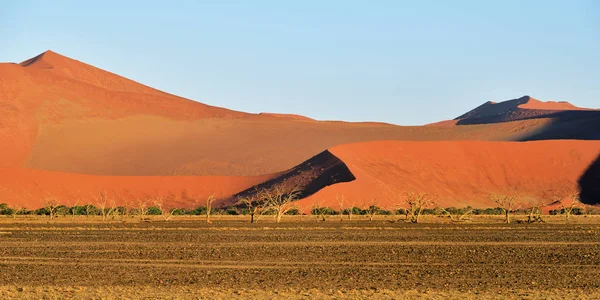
[0,51,598,209]
[292,140,600,210]
[3,51,597,176]
[0,167,275,209]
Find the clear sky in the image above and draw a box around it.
[1,1,598,125]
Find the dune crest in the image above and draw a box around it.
[454,95,598,125]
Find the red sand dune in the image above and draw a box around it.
[517,98,588,110]
[453,95,598,125]
[293,140,600,211]
[0,167,276,209]
[1,51,599,210]
[4,51,587,176]
[258,112,315,121]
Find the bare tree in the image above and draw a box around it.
[341,196,357,221]
[546,184,582,223]
[10,205,24,220]
[237,194,267,223]
[206,194,216,224]
[84,203,95,217]
[336,194,346,222]
[154,196,176,221]
[69,200,80,220]
[311,199,329,222]
[44,196,60,220]
[261,185,300,223]
[559,194,580,224]
[491,194,520,224]
[362,198,380,222]
[405,192,435,223]
[136,198,150,220]
[121,202,131,220]
[97,192,117,222]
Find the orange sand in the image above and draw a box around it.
[296,140,600,210]
[1,51,598,210]
[0,167,275,209]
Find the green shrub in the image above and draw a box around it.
[311,207,338,215]
[147,206,162,215]
[285,208,300,215]
[190,206,207,215]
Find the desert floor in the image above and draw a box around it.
[1,215,599,299]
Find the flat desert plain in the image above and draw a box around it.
[1,216,600,299]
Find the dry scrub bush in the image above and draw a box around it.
[441,207,473,223]
[526,205,544,223]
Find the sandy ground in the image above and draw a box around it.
[0,216,599,299]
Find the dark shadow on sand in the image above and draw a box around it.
[579,153,600,205]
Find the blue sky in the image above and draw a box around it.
[1,1,598,125]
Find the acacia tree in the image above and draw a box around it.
[136,198,150,220]
[97,192,117,222]
[237,194,267,224]
[260,185,300,223]
[206,194,216,224]
[121,202,131,220]
[545,184,582,223]
[44,196,60,220]
[311,199,329,222]
[338,195,356,221]
[491,194,520,224]
[558,189,581,224]
[84,204,97,217]
[68,200,80,220]
[10,204,24,220]
[405,192,435,223]
[362,198,380,222]
[336,194,346,222]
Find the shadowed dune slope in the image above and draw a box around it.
[291,140,600,210]
[455,95,599,125]
[227,150,356,207]
[579,154,600,205]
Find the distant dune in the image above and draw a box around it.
[0,51,598,209]
[453,95,599,127]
